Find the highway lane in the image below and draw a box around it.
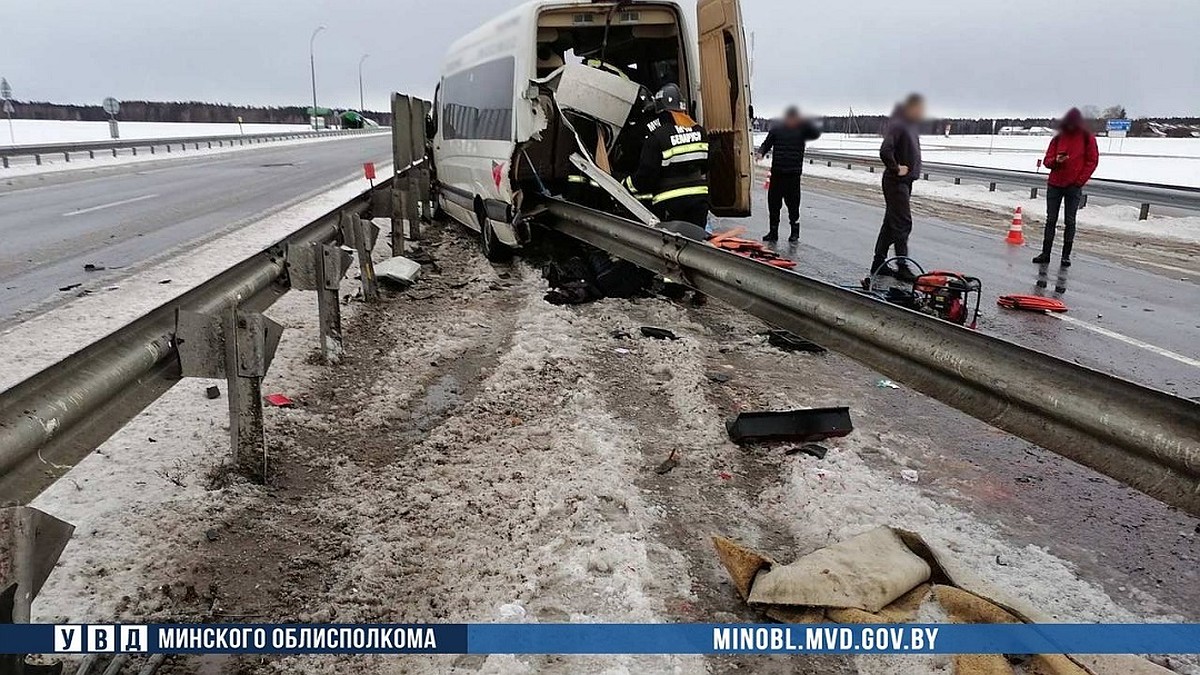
[0,133,392,323]
[714,174,1200,399]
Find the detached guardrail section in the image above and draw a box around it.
[805,150,1200,219]
[544,197,1200,517]
[0,128,387,169]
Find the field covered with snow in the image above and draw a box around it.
[2,119,313,147]
[755,132,1200,188]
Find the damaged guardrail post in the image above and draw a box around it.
[286,242,352,363]
[1,506,75,675]
[176,307,283,481]
[340,212,380,303]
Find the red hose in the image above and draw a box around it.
[997,295,1068,313]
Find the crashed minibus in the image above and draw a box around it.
[430,0,753,260]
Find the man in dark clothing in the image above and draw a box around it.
[871,93,925,282]
[757,106,822,242]
[1033,108,1099,268]
[629,83,710,229]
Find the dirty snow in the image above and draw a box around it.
[4,120,314,147]
[26,221,1198,674]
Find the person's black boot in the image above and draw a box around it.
[1061,257,1072,268]
[1032,253,1051,264]
[871,263,896,279]
[895,265,919,283]
[763,230,779,242]
[788,225,800,243]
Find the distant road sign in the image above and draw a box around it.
[0,78,11,100]
[103,97,121,116]
[1107,118,1132,138]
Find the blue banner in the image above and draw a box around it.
[1,624,1198,655]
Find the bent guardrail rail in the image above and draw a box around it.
[0,128,389,168]
[804,150,1200,218]
[543,198,1200,517]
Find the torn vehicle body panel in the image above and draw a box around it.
[428,0,752,251]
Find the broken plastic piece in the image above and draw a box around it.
[375,256,423,287]
[656,451,680,475]
[767,330,827,354]
[205,386,221,400]
[786,443,829,459]
[264,393,296,408]
[83,263,106,272]
[640,327,679,341]
[726,407,853,445]
[877,379,901,389]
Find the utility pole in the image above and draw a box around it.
[358,54,370,113]
[1,78,13,144]
[309,26,326,130]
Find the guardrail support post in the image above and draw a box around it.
[63,152,70,163]
[923,173,929,181]
[341,213,381,303]
[286,242,352,363]
[1,158,7,169]
[989,182,996,192]
[954,177,961,185]
[88,150,95,160]
[868,166,874,173]
[1139,203,1150,220]
[1080,194,1088,209]
[177,308,283,482]
[112,148,118,158]
[1030,187,1038,199]
[131,147,137,156]
[1,505,75,675]
[33,155,40,166]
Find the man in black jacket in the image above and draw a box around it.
[757,106,822,242]
[872,93,925,282]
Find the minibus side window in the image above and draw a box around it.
[442,57,516,141]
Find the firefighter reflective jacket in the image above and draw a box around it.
[630,111,709,205]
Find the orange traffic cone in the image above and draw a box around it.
[1006,206,1025,245]
[764,170,771,190]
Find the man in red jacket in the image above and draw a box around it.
[1034,108,1099,267]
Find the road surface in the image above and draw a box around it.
[715,172,1200,399]
[0,133,392,324]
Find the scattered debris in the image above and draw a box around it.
[375,256,423,288]
[264,393,297,408]
[712,528,1171,674]
[83,263,106,272]
[58,283,82,292]
[718,471,734,481]
[876,379,901,389]
[611,330,633,340]
[613,348,631,355]
[901,469,920,483]
[767,330,827,354]
[786,443,828,460]
[726,407,853,445]
[640,326,679,341]
[205,386,221,400]
[496,603,526,621]
[705,371,732,384]
[205,529,220,543]
[655,450,680,475]
[158,279,172,285]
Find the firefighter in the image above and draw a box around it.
[628,83,710,228]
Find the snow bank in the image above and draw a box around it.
[3,120,312,147]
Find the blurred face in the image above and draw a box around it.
[905,100,926,123]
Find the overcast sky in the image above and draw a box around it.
[2,0,1197,118]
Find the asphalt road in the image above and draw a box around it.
[714,175,1200,399]
[0,133,393,323]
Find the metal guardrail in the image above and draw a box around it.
[805,150,1200,218]
[0,175,394,505]
[0,128,388,168]
[543,198,1200,517]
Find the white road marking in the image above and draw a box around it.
[62,193,158,217]
[1052,314,1200,369]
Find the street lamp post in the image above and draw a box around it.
[309,26,326,131]
[358,54,370,113]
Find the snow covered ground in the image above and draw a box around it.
[754,133,1200,188]
[2,119,313,147]
[20,221,1199,674]
[791,160,1200,244]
